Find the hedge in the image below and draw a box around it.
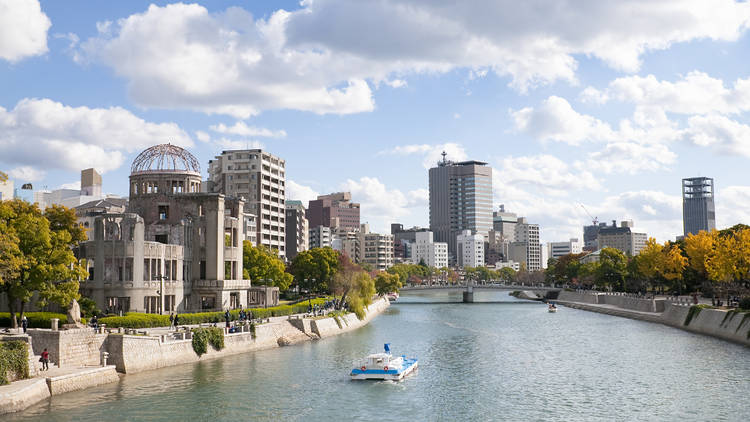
[191,327,224,356]
[98,297,332,329]
[0,341,29,385]
[0,312,87,328]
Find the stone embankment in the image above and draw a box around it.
[0,298,390,414]
[556,291,750,346]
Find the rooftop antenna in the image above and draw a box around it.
[441,151,447,163]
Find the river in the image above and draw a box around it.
[7,291,750,421]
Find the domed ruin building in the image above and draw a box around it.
[77,144,277,314]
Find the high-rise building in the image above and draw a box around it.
[207,149,286,258]
[456,230,485,268]
[0,178,13,201]
[309,225,332,249]
[548,238,583,259]
[493,205,517,239]
[285,200,309,260]
[411,231,448,268]
[682,177,716,236]
[391,223,430,260]
[429,153,493,262]
[358,226,394,271]
[509,217,541,271]
[583,222,607,251]
[598,220,647,256]
[34,168,106,210]
[307,192,360,231]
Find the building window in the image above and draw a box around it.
[201,295,216,310]
[155,234,168,244]
[159,205,169,220]
[144,296,159,314]
[230,292,240,309]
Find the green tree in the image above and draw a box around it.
[596,247,628,290]
[345,272,376,320]
[289,247,340,294]
[242,241,293,290]
[374,272,402,296]
[0,200,87,328]
[497,267,516,283]
[329,254,363,310]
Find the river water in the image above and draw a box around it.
[7,291,750,421]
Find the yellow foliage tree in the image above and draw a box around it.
[662,244,687,287]
[683,230,716,280]
[706,228,750,283]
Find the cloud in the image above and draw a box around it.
[380,142,467,169]
[286,180,319,206]
[496,154,602,194]
[0,98,192,175]
[584,142,677,174]
[76,2,750,116]
[59,181,81,190]
[716,185,750,229]
[7,166,45,182]
[339,176,428,232]
[580,72,750,115]
[0,0,51,62]
[213,138,264,151]
[511,96,615,144]
[684,114,750,156]
[210,122,286,138]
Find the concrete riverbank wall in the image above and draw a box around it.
[557,291,750,347]
[105,297,389,374]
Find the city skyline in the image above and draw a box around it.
[3,1,750,243]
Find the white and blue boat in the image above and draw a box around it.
[350,344,418,381]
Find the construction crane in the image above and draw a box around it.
[579,203,598,226]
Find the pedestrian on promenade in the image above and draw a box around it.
[169,312,175,330]
[41,348,49,371]
[91,315,98,330]
[21,315,28,333]
[173,313,179,328]
[248,309,254,322]
[224,310,231,328]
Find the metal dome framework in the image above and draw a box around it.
[130,144,201,175]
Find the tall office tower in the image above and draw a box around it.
[429,152,493,261]
[207,149,286,258]
[509,217,541,271]
[285,200,309,260]
[307,192,360,231]
[81,168,102,197]
[682,177,716,236]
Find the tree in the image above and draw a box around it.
[289,247,340,294]
[683,230,716,281]
[374,272,402,296]
[345,272,376,320]
[329,254,364,311]
[707,228,750,286]
[596,247,628,290]
[497,267,516,283]
[242,241,293,290]
[0,200,87,328]
[636,238,664,289]
[662,243,688,293]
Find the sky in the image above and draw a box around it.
[2,0,750,243]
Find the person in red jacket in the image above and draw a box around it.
[41,348,49,371]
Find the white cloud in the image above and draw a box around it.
[213,138,264,151]
[59,181,81,190]
[380,142,467,169]
[684,114,750,156]
[7,166,45,182]
[210,122,286,138]
[339,177,428,233]
[0,98,193,175]
[0,0,51,62]
[286,180,319,206]
[716,185,750,228]
[195,130,211,143]
[511,96,615,144]
[580,72,750,115]
[584,142,677,174]
[383,79,407,88]
[496,154,602,194]
[76,2,750,116]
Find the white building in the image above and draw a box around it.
[495,261,520,271]
[456,230,484,268]
[512,217,541,271]
[207,149,286,258]
[0,178,13,201]
[33,168,105,209]
[309,225,332,249]
[548,238,583,259]
[411,231,448,268]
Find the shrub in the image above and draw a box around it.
[191,327,224,356]
[78,297,101,318]
[0,341,29,385]
[99,313,169,329]
[684,304,713,326]
[0,312,87,329]
[739,297,750,311]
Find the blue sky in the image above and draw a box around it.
[2,0,750,243]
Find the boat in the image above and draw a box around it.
[351,344,418,381]
[386,292,399,302]
[548,303,558,313]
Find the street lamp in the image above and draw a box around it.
[155,274,167,314]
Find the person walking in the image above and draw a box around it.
[169,312,175,330]
[91,315,98,330]
[224,309,231,328]
[173,313,179,328]
[41,348,49,371]
[21,315,28,333]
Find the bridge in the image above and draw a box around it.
[400,283,560,303]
